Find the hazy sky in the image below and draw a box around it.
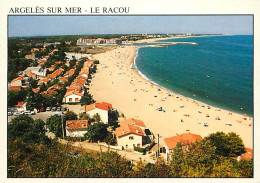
[8,15,253,37]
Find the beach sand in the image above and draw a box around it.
[89,45,253,148]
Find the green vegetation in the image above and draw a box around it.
[84,122,109,142]
[8,115,253,178]
[46,115,63,138]
[205,131,245,157]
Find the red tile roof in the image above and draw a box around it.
[85,102,112,112]
[15,101,25,107]
[60,76,69,82]
[120,118,146,128]
[47,73,57,79]
[116,124,144,138]
[164,133,202,150]
[65,69,75,76]
[32,88,40,93]
[55,61,62,65]
[8,86,21,91]
[66,120,88,130]
[11,76,24,83]
[53,68,64,76]
[64,90,84,97]
[239,147,253,160]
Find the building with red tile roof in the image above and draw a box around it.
[65,120,88,137]
[115,119,146,150]
[25,53,35,60]
[31,48,40,52]
[85,102,112,124]
[59,76,69,83]
[32,88,40,93]
[237,147,253,161]
[8,86,21,91]
[163,133,202,161]
[14,101,27,112]
[120,118,146,128]
[64,69,75,77]
[55,61,62,65]
[47,73,57,80]
[10,76,24,86]
[64,90,84,103]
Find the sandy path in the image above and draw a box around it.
[89,45,253,148]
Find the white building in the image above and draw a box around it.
[64,91,84,103]
[85,102,112,124]
[115,118,146,150]
[65,120,88,137]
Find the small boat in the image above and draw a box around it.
[206,75,210,78]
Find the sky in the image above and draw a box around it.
[8,15,253,37]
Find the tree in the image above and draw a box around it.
[8,115,47,144]
[79,113,91,120]
[84,123,108,142]
[108,109,119,130]
[80,95,94,105]
[62,111,78,122]
[93,113,101,123]
[46,115,63,138]
[205,132,245,157]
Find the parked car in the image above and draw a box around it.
[46,107,51,111]
[57,107,61,111]
[30,111,35,115]
[8,111,12,116]
[51,107,57,111]
[61,107,67,111]
[14,112,23,116]
[24,111,31,115]
[40,107,45,112]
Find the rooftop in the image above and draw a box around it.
[85,102,112,112]
[66,120,88,130]
[164,133,202,150]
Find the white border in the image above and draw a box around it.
[0,0,259,182]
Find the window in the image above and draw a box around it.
[69,98,72,102]
[75,98,79,102]
[129,136,134,140]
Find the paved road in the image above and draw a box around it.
[8,111,60,123]
[58,139,156,164]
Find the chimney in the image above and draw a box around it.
[123,130,125,134]
[136,129,139,133]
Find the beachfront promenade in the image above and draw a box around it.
[89,39,253,149]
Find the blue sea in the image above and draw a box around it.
[135,35,253,116]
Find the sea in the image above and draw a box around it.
[134,35,253,116]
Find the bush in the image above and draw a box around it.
[134,146,146,155]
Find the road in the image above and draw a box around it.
[8,111,60,123]
[58,138,156,164]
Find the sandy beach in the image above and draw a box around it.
[89,43,253,148]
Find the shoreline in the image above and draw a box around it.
[90,43,253,148]
[132,46,253,117]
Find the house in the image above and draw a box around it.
[115,119,146,150]
[64,90,84,103]
[25,53,35,60]
[8,86,21,91]
[85,102,112,124]
[15,101,27,112]
[236,147,253,161]
[32,88,40,93]
[60,77,69,83]
[10,76,24,87]
[65,120,88,137]
[64,69,75,77]
[163,133,202,161]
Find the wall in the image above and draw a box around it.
[66,129,88,137]
[65,94,82,103]
[117,134,143,150]
[87,108,108,124]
